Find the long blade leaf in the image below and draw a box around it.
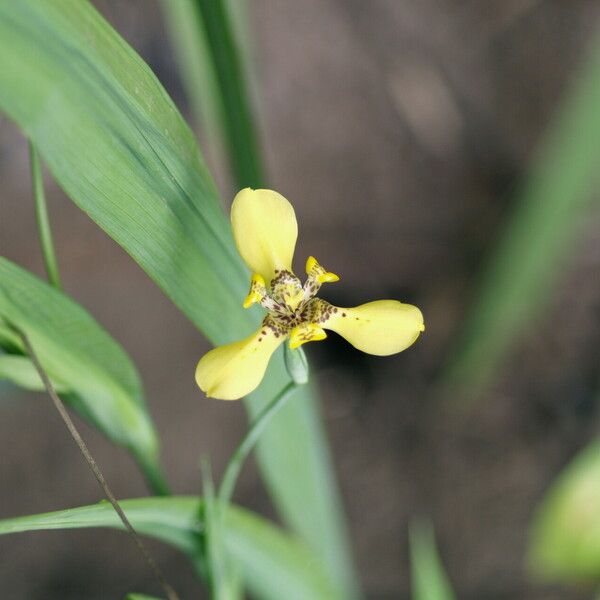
[0,497,342,600]
[0,0,353,590]
[162,0,356,591]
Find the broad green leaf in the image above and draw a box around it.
[0,1,354,593]
[164,0,356,591]
[125,595,163,600]
[0,497,342,600]
[410,519,456,600]
[528,440,600,582]
[444,39,600,395]
[0,257,164,485]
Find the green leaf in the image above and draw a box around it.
[528,440,600,582]
[125,595,163,600]
[0,497,342,600]
[410,519,456,600]
[0,257,163,487]
[0,353,67,393]
[0,0,354,593]
[0,320,23,352]
[444,39,600,395]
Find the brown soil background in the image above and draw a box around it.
[2,1,600,598]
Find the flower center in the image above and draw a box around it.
[243,256,339,345]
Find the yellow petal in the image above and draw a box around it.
[195,324,285,400]
[231,188,298,282]
[323,300,424,356]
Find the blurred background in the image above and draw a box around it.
[2,1,600,598]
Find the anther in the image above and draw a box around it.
[243,273,266,308]
[305,255,339,284]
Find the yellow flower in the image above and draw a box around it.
[196,188,425,400]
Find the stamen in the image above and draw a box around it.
[270,269,304,312]
[289,322,327,349]
[303,256,339,302]
[243,273,267,308]
[305,256,339,283]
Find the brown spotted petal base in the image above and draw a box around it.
[254,265,339,349]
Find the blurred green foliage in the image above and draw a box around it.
[528,440,600,582]
[445,39,600,396]
[410,519,456,600]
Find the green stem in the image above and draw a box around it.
[28,141,62,290]
[193,0,265,188]
[218,382,298,505]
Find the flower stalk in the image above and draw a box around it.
[218,381,299,505]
